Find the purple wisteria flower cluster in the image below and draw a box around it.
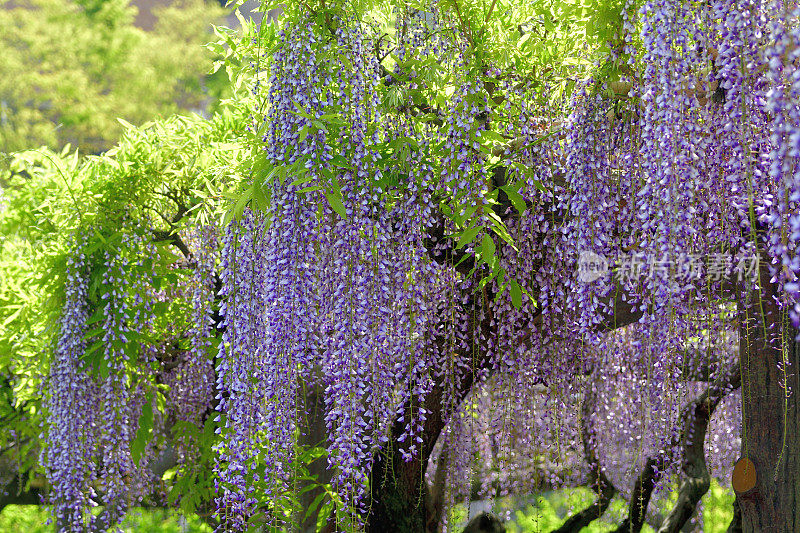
[42,238,99,531]
[44,231,160,532]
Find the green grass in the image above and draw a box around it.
[509,488,634,533]
[701,481,736,533]
[448,480,734,533]
[2,481,735,533]
[0,505,212,532]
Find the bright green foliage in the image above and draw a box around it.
[0,2,267,500]
[509,490,633,532]
[0,0,226,154]
[0,103,250,487]
[0,145,85,477]
[447,481,734,532]
[700,480,736,533]
[0,505,212,532]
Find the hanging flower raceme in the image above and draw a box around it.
[764,3,800,327]
[712,0,772,227]
[213,210,269,531]
[43,228,162,531]
[631,0,746,309]
[213,201,319,530]
[551,88,620,332]
[168,225,217,465]
[254,12,454,519]
[94,244,138,529]
[257,188,318,510]
[42,239,99,531]
[313,21,429,511]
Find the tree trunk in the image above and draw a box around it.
[657,364,740,533]
[297,382,333,533]
[737,251,800,532]
[365,383,455,533]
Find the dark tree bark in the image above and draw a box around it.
[366,378,474,533]
[611,457,660,533]
[727,497,742,533]
[736,246,800,533]
[425,445,449,533]
[0,472,43,512]
[358,197,653,532]
[657,364,741,533]
[359,194,504,533]
[296,380,333,533]
[611,361,741,533]
[362,288,647,532]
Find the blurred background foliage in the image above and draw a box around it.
[0,504,213,532]
[0,0,226,154]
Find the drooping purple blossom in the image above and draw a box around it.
[42,239,99,531]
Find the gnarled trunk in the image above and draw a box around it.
[737,252,800,532]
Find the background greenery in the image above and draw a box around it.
[0,505,212,533]
[0,0,226,154]
[446,481,734,532]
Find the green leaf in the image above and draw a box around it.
[324,192,347,219]
[330,155,350,168]
[292,101,314,119]
[311,120,328,134]
[289,173,314,187]
[304,493,327,521]
[509,279,523,308]
[131,399,154,464]
[480,234,496,265]
[316,500,335,531]
[456,203,480,226]
[486,211,517,250]
[456,226,481,249]
[82,327,105,342]
[233,187,252,219]
[83,340,104,360]
[298,445,327,463]
[116,118,136,130]
[85,308,105,326]
[252,180,271,210]
[477,130,506,144]
[501,185,527,215]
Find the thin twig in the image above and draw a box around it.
[451,0,472,46]
[485,0,498,22]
